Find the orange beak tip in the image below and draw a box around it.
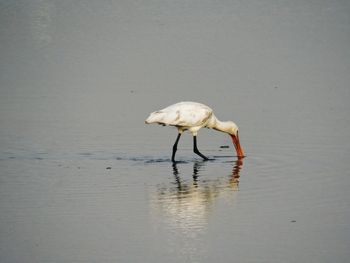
[230,134,245,159]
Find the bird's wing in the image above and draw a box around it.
[163,103,213,127]
[175,107,212,127]
[145,102,213,127]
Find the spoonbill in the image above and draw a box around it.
[145,101,245,162]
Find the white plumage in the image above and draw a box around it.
[145,101,245,161]
[145,102,214,135]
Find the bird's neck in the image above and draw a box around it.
[208,115,232,134]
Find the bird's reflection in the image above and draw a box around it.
[150,159,244,260]
[153,159,244,231]
[171,161,205,190]
[171,159,243,193]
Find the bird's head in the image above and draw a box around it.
[227,122,245,158]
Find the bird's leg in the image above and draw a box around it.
[172,133,182,162]
[193,136,209,160]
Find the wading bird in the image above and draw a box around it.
[145,101,245,162]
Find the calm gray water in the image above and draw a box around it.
[1,0,350,262]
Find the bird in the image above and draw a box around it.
[145,101,245,162]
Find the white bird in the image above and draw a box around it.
[145,101,245,162]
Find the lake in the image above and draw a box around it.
[1,0,350,262]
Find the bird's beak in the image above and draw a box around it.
[230,132,245,158]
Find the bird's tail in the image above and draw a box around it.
[145,111,166,124]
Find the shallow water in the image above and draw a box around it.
[1,0,350,262]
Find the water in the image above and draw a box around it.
[1,0,350,262]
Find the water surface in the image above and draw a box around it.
[1,0,350,262]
